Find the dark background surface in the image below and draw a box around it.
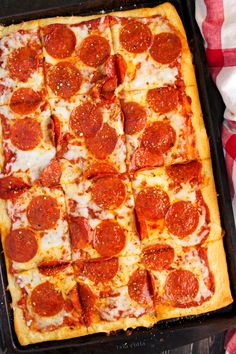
[0,0,234,353]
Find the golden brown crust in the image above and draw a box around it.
[0,19,40,38]
[186,86,211,160]
[156,239,233,320]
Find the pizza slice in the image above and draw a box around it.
[0,185,71,273]
[0,103,57,184]
[119,85,209,171]
[63,174,141,258]
[8,264,88,345]
[39,16,118,100]
[0,21,44,106]
[131,159,222,246]
[49,95,126,181]
[109,3,195,92]
[72,255,157,334]
[150,240,232,319]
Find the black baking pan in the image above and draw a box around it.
[1,0,236,353]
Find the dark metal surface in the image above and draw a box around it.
[0,0,236,353]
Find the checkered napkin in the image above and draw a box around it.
[195,1,236,352]
[195,0,236,222]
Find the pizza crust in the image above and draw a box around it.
[156,239,233,320]
[0,19,40,38]
[186,86,211,160]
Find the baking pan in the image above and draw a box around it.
[0,0,236,353]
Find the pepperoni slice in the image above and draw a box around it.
[135,187,170,221]
[70,102,103,138]
[5,228,38,263]
[47,62,82,99]
[164,269,199,306]
[115,54,127,84]
[43,24,76,59]
[84,163,117,179]
[51,115,61,146]
[27,195,60,230]
[128,269,153,304]
[120,21,152,53]
[10,88,42,115]
[165,201,199,237]
[31,281,64,316]
[0,176,29,199]
[40,159,62,187]
[147,87,179,114]
[121,101,147,135]
[131,147,164,171]
[85,123,118,159]
[38,261,69,276]
[10,117,42,151]
[91,176,126,210]
[166,161,202,185]
[82,258,119,283]
[77,283,96,325]
[8,47,38,82]
[142,244,174,271]
[68,216,92,251]
[94,220,126,257]
[142,121,176,155]
[149,32,182,64]
[79,35,111,67]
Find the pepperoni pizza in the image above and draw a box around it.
[0,3,232,346]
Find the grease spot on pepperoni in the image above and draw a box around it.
[91,176,126,209]
[121,101,147,135]
[5,228,38,263]
[10,88,42,115]
[10,117,42,151]
[165,201,199,237]
[128,269,153,304]
[79,35,111,67]
[166,161,202,185]
[94,220,126,257]
[47,61,82,99]
[131,147,164,171]
[27,195,60,230]
[40,159,62,187]
[70,102,103,138]
[77,282,96,325]
[164,269,199,306]
[120,21,152,53]
[0,176,29,200]
[31,281,64,317]
[142,244,174,271]
[147,86,179,114]
[142,121,176,155]
[38,260,69,276]
[8,47,38,82]
[82,257,119,283]
[84,163,117,179]
[68,216,92,251]
[43,24,76,59]
[85,123,118,159]
[149,32,182,64]
[135,187,170,221]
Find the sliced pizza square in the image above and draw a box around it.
[63,174,141,258]
[110,3,195,92]
[0,21,45,106]
[40,16,118,100]
[119,85,209,171]
[72,256,157,334]
[8,264,88,345]
[149,240,232,319]
[0,103,57,184]
[131,159,222,246]
[49,95,126,181]
[1,185,71,272]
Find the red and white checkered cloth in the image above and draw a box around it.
[195,1,236,353]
